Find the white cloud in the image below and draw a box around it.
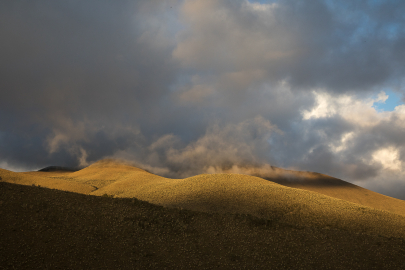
[375,91,389,103]
[329,132,355,153]
[244,0,277,12]
[302,91,337,120]
[296,88,405,198]
[372,147,402,171]
[302,91,398,127]
[0,161,33,172]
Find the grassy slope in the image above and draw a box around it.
[0,168,95,194]
[2,159,405,240]
[1,181,405,270]
[262,173,405,217]
[16,162,405,219]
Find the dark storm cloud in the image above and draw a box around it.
[0,0,181,168]
[282,0,405,91]
[1,0,404,199]
[0,0,179,121]
[173,0,405,93]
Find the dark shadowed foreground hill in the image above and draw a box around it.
[38,166,81,172]
[1,182,405,270]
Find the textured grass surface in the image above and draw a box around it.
[0,168,95,194]
[2,159,405,240]
[1,181,405,269]
[262,173,405,217]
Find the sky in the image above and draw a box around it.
[1,0,405,199]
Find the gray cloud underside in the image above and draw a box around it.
[1,0,405,199]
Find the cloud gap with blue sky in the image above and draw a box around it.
[373,90,404,111]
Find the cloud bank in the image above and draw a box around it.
[1,0,405,199]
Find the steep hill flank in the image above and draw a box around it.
[88,170,405,239]
[257,171,405,217]
[2,159,405,239]
[2,181,405,269]
[0,168,95,194]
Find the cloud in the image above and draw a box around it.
[0,0,405,199]
[287,91,405,195]
[174,0,405,92]
[113,116,278,178]
[372,147,402,171]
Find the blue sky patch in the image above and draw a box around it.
[373,90,403,112]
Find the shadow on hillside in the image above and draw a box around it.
[258,173,357,188]
[1,181,405,269]
[38,166,82,172]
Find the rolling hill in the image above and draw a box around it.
[1,159,405,238]
[2,159,405,269]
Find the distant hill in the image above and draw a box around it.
[254,170,405,217]
[38,166,81,172]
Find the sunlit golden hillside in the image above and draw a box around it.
[2,159,405,239]
[2,159,405,269]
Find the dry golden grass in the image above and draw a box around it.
[1,159,405,240]
[0,168,95,194]
[258,171,405,216]
[3,181,405,269]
